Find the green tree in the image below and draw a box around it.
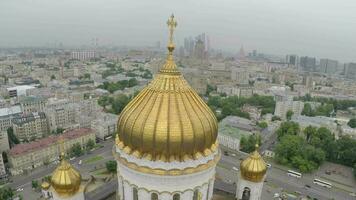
[84,73,91,79]
[303,126,317,142]
[257,121,268,129]
[106,160,117,173]
[272,116,281,121]
[240,135,261,153]
[86,139,95,150]
[51,75,56,80]
[69,143,83,157]
[302,103,314,116]
[206,84,216,96]
[286,110,294,120]
[276,121,300,140]
[32,180,39,189]
[0,187,14,200]
[347,118,356,128]
[7,127,19,146]
[353,163,356,179]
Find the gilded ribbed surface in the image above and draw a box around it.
[117,16,218,161]
[240,149,267,182]
[41,181,50,190]
[51,159,81,195]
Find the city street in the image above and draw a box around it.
[6,140,356,200]
[218,147,356,200]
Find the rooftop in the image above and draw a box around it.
[9,128,94,156]
[0,106,22,117]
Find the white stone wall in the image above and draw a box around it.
[236,173,264,200]
[50,188,84,200]
[117,157,216,200]
[218,134,240,151]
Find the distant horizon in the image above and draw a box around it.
[1,0,356,62]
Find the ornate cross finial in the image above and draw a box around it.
[167,14,177,46]
[58,135,65,160]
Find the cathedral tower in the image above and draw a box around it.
[114,15,220,200]
[236,144,267,200]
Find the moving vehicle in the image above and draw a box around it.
[313,178,332,188]
[266,163,272,168]
[78,160,82,165]
[287,170,302,178]
[232,166,239,171]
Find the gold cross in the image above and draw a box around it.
[167,14,177,45]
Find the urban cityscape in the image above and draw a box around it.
[0,1,356,200]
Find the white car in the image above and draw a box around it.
[78,160,82,165]
[232,167,239,171]
[16,188,23,192]
[267,163,272,168]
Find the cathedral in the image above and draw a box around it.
[41,15,267,200]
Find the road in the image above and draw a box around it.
[218,147,356,200]
[7,140,356,200]
[8,140,115,189]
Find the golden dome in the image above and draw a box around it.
[117,15,218,162]
[41,181,50,190]
[240,145,267,182]
[51,153,81,196]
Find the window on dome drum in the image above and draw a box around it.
[173,193,180,200]
[151,193,158,200]
[242,187,251,200]
[133,187,138,200]
[193,190,199,200]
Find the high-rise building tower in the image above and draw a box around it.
[114,15,219,200]
[299,56,316,72]
[320,59,338,74]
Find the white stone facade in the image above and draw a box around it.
[116,146,218,200]
[218,134,240,151]
[236,173,265,200]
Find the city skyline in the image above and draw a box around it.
[1,0,356,62]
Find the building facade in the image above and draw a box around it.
[0,106,22,132]
[8,128,95,175]
[12,112,49,142]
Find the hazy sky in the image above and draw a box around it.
[1,0,356,62]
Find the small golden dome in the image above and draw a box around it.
[240,145,267,182]
[41,181,50,190]
[51,154,81,196]
[117,15,218,162]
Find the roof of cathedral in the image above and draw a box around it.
[116,15,218,162]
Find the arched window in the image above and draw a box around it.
[242,187,251,200]
[133,187,138,200]
[151,193,158,200]
[173,193,180,200]
[193,190,199,200]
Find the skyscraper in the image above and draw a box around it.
[320,59,338,74]
[300,56,316,72]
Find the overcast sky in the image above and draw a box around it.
[1,0,355,62]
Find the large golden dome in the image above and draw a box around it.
[116,15,218,162]
[51,153,81,196]
[240,145,267,182]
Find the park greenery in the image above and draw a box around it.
[98,94,132,114]
[101,62,124,78]
[98,78,138,93]
[240,134,261,153]
[257,121,268,129]
[0,187,14,200]
[286,110,294,120]
[301,103,334,117]
[32,180,39,189]
[69,143,84,158]
[296,93,356,111]
[106,160,117,173]
[86,139,95,150]
[207,94,275,121]
[275,122,356,175]
[347,118,356,128]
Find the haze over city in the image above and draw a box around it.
[1,1,356,200]
[1,0,356,61]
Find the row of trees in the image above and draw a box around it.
[98,94,132,114]
[275,122,356,177]
[240,134,261,153]
[68,139,95,158]
[0,187,14,200]
[301,103,334,117]
[296,93,356,111]
[98,78,138,94]
[207,94,275,121]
